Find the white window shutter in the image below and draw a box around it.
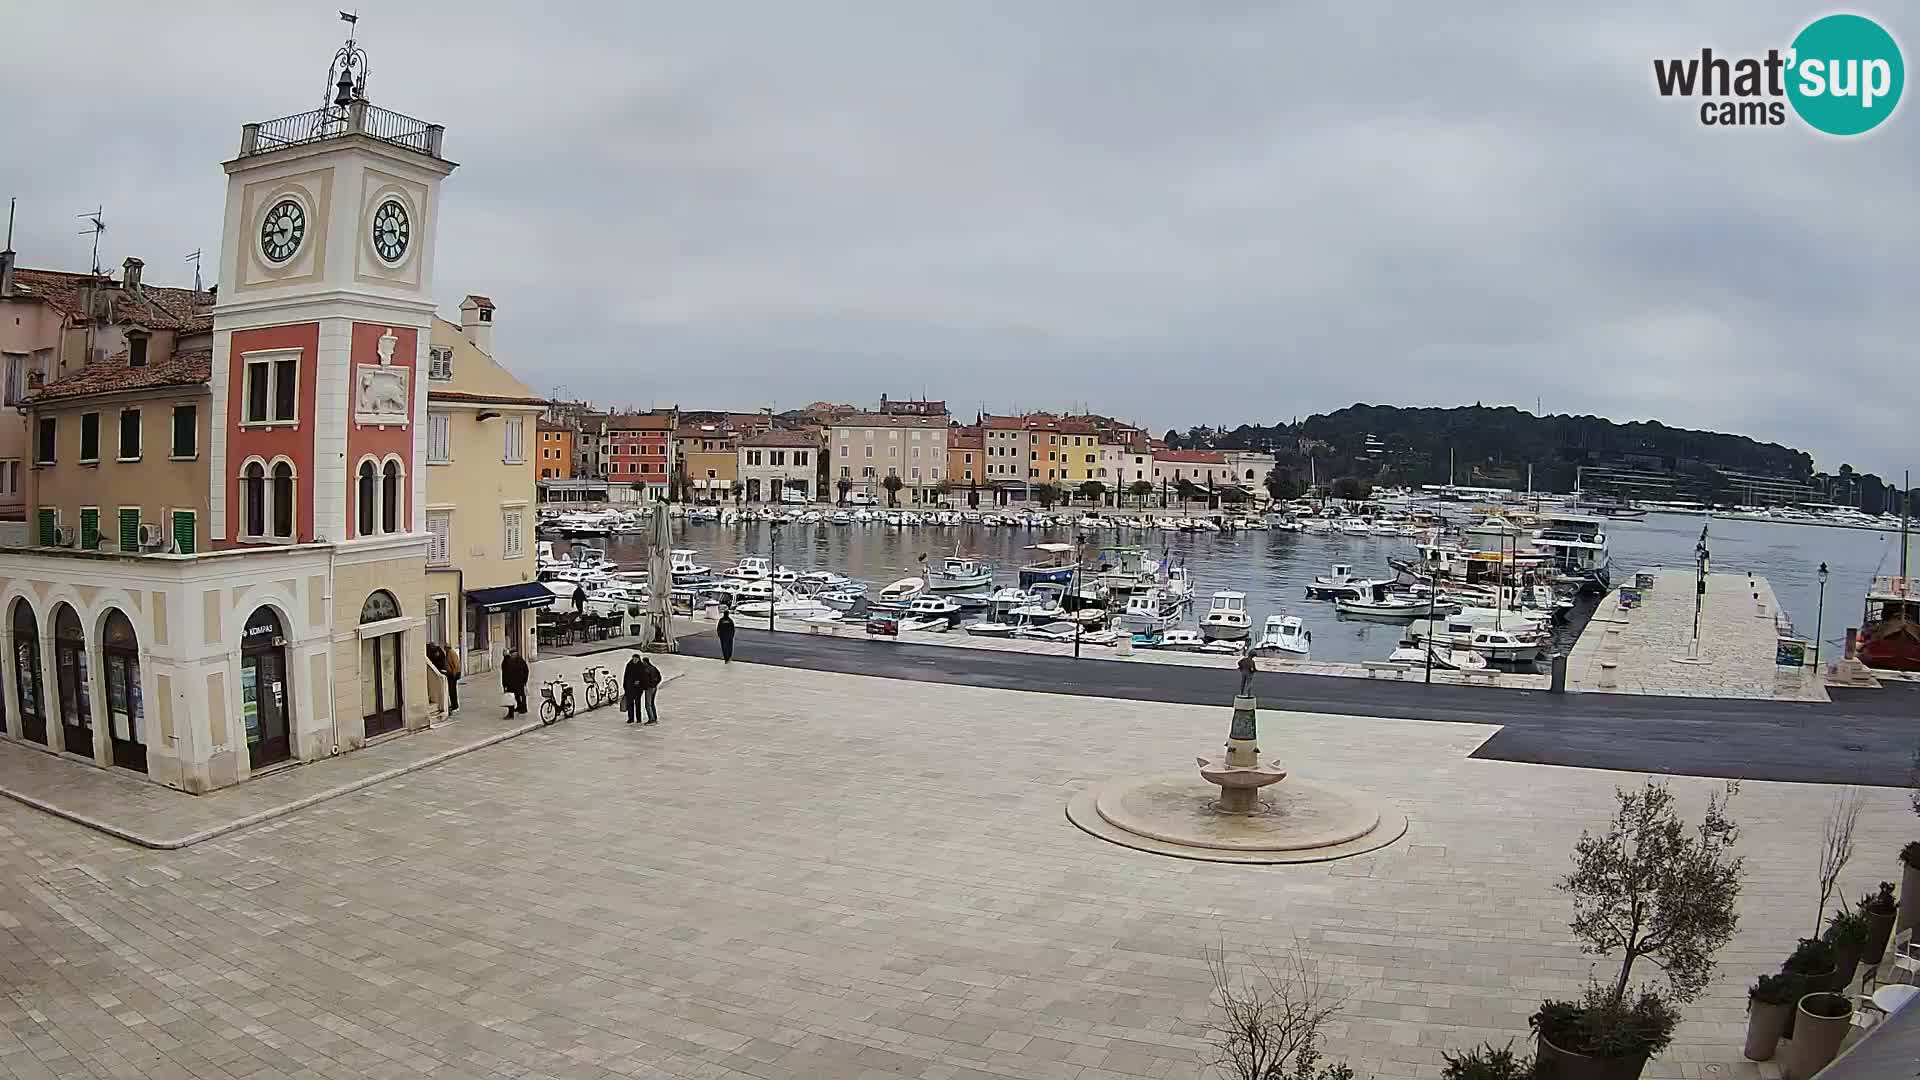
[427,512,450,565]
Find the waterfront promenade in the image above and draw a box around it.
[1565,568,1826,702]
[0,652,1910,1080]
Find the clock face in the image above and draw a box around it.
[371,199,411,263]
[259,199,306,264]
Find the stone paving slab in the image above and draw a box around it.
[0,655,674,849]
[0,655,1906,1080]
[1567,568,1828,702]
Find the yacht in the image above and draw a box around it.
[1255,615,1311,657]
[927,557,994,591]
[1200,591,1252,641]
[869,577,927,609]
[1532,513,1611,594]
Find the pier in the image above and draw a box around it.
[1565,567,1826,701]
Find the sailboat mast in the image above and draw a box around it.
[1903,469,1911,583]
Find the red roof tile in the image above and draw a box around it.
[948,426,983,450]
[606,412,675,431]
[30,348,211,404]
[1153,449,1228,464]
[10,268,212,332]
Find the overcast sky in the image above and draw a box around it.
[3,3,1914,475]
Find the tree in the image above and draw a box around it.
[1078,479,1106,506]
[1264,466,1296,503]
[881,474,904,507]
[1330,476,1370,502]
[967,484,980,509]
[1203,943,1355,1080]
[729,480,744,505]
[1218,486,1249,506]
[1127,479,1154,509]
[836,476,852,506]
[1815,788,1865,933]
[1162,429,1182,450]
[1174,478,1203,511]
[1561,780,1743,1007]
[1033,481,1062,509]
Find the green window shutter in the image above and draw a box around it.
[36,508,56,546]
[172,511,195,554]
[118,508,140,551]
[79,509,100,551]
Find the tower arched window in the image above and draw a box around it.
[357,460,377,537]
[381,460,402,534]
[242,461,267,538]
[271,461,295,539]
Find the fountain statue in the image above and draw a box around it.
[1196,662,1288,814]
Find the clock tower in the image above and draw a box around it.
[210,24,455,550]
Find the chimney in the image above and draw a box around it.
[0,248,14,299]
[122,257,144,294]
[459,294,495,353]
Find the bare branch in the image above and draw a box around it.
[1815,787,1865,934]
[1202,940,1359,1080]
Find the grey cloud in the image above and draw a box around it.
[2,2,1913,472]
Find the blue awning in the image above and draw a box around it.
[466,582,557,611]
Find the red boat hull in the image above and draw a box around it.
[1859,616,1920,671]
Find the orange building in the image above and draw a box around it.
[536,420,573,480]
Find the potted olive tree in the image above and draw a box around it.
[1786,991,1855,1079]
[1901,841,1920,935]
[1861,882,1898,964]
[1824,907,1870,990]
[1742,973,1799,1062]
[1532,781,1743,1080]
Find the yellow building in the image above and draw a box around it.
[674,421,740,502]
[424,299,547,674]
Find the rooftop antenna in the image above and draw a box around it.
[184,249,203,294]
[5,196,15,249]
[77,206,106,276]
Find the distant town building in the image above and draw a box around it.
[877,394,947,417]
[674,420,742,503]
[604,411,676,501]
[738,429,818,502]
[536,419,573,480]
[828,413,948,505]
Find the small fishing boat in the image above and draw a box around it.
[1255,615,1311,657]
[667,549,711,583]
[1013,620,1081,642]
[1157,628,1207,650]
[1017,543,1079,588]
[868,577,927,609]
[1335,584,1440,619]
[1386,645,1488,671]
[926,557,994,591]
[1306,563,1387,601]
[1200,591,1251,641]
[721,556,773,581]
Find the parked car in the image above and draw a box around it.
[865,613,900,636]
[781,488,810,504]
[847,491,877,506]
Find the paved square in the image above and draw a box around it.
[0,654,1908,1079]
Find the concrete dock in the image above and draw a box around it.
[1565,567,1827,701]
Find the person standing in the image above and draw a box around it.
[622,652,646,724]
[444,642,462,713]
[639,657,662,724]
[717,611,736,663]
[572,583,588,614]
[502,648,529,715]
[426,641,450,713]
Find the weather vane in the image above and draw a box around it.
[324,10,371,112]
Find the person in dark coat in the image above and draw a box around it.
[572,584,588,613]
[717,611,736,663]
[502,649,530,715]
[444,643,462,712]
[622,652,646,724]
[638,657,662,724]
[426,642,457,713]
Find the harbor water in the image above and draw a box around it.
[556,512,1898,667]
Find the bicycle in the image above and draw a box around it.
[581,665,620,710]
[539,679,576,725]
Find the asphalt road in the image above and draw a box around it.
[678,629,1919,786]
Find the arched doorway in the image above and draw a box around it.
[10,600,45,745]
[52,604,93,759]
[360,590,404,737]
[241,607,292,769]
[100,610,146,773]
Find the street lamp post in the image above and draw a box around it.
[1813,561,1829,668]
[1072,532,1088,659]
[1423,568,1438,684]
[1689,529,1709,658]
[767,520,780,634]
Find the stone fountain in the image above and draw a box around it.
[1066,659,1407,864]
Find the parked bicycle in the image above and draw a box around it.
[582,665,621,710]
[539,678,576,725]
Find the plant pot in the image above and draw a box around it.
[1902,861,1920,936]
[1779,964,1833,1039]
[1535,1033,1649,1080]
[1831,939,1862,993]
[1865,904,1897,964]
[1784,993,1852,1080]
[1743,1000,1791,1061]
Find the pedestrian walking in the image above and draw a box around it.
[639,657,662,724]
[502,648,529,715]
[426,641,451,712]
[572,583,588,614]
[717,611,736,663]
[622,652,646,724]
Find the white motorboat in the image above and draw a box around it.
[869,577,927,609]
[927,557,994,591]
[1465,628,1544,661]
[1335,585,1441,619]
[733,596,842,622]
[1306,563,1388,601]
[812,589,864,611]
[770,565,799,586]
[1201,640,1246,654]
[1156,628,1208,650]
[1338,518,1373,536]
[1164,565,1195,606]
[1116,588,1178,633]
[1200,591,1251,641]
[1013,620,1081,642]
[1255,615,1311,657]
[1386,645,1488,671]
[667,549,711,582]
[796,570,863,593]
[899,598,960,632]
[1096,547,1155,593]
[722,556,773,581]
